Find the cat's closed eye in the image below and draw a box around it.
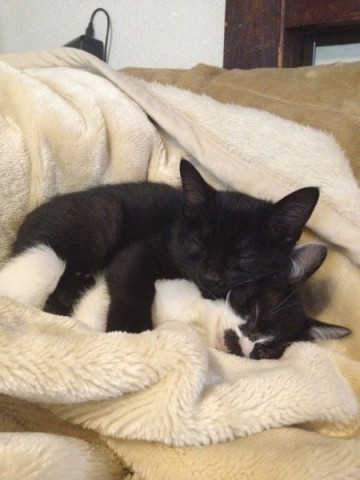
[229,253,259,270]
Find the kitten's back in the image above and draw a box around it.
[13,182,182,271]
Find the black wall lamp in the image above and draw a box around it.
[64,8,111,62]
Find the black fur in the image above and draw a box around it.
[226,244,351,359]
[12,159,320,333]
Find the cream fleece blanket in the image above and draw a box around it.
[0,49,360,479]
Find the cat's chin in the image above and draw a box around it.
[223,329,276,359]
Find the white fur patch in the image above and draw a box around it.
[0,244,65,308]
[244,335,276,358]
[71,276,273,358]
[153,279,277,358]
[238,335,255,357]
[153,279,247,352]
[72,276,110,331]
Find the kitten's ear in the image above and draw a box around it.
[307,318,352,340]
[269,187,319,244]
[180,159,214,209]
[289,243,327,284]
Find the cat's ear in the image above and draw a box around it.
[269,187,319,244]
[180,159,214,210]
[289,243,327,284]
[306,318,351,340]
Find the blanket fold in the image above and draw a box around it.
[0,48,360,479]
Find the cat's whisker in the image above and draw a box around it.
[264,300,299,318]
[227,278,256,290]
[225,290,232,304]
[268,285,302,316]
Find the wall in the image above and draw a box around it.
[1,1,358,70]
[0,0,225,69]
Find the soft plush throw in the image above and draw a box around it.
[0,48,359,479]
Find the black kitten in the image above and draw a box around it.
[152,243,350,360]
[2,160,320,333]
[225,244,351,359]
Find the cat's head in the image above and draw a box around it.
[174,159,321,299]
[223,243,351,359]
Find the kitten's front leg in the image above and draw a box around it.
[105,240,158,333]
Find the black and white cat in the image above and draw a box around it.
[0,159,322,334]
[72,243,350,359]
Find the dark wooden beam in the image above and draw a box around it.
[285,0,360,29]
[224,0,285,69]
[223,0,360,69]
